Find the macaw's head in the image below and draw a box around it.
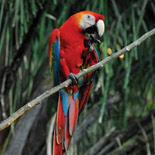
[80,11,105,38]
[66,11,105,39]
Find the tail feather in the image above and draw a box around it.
[53,127,63,155]
[56,95,65,144]
[69,96,79,135]
[53,82,94,155]
[64,116,72,151]
[53,92,79,154]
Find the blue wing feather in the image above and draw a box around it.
[53,39,60,86]
[59,89,69,116]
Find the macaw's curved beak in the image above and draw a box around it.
[85,20,105,39]
[96,20,105,37]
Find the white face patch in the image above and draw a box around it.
[96,20,105,37]
[80,14,95,30]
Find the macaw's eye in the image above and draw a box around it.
[80,14,95,30]
[87,15,90,19]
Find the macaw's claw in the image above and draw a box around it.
[88,43,94,52]
[88,34,101,52]
[89,34,101,44]
[67,73,78,85]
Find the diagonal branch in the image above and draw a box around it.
[0,28,155,131]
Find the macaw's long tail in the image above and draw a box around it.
[52,48,99,154]
[53,90,79,155]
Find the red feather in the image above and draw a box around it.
[64,116,72,151]
[69,96,79,135]
[56,95,65,144]
[49,11,105,155]
[53,127,63,155]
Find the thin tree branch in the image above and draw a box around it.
[0,28,154,131]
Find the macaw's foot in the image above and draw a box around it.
[67,73,78,85]
[87,34,101,52]
[89,34,101,44]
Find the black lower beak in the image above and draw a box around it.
[85,24,97,34]
[85,25,101,44]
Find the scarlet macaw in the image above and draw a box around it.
[48,11,105,155]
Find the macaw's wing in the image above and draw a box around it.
[79,47,99,112]
[48,29,60,86]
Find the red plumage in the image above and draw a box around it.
[56,96,65,144]
[69,96,79,135]
[48,11,105,154]
[53,128,63,155]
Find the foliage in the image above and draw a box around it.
[0,0,154,154]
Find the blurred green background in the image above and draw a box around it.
[0,0,155,154]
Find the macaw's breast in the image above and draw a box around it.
[60,32,85,75]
